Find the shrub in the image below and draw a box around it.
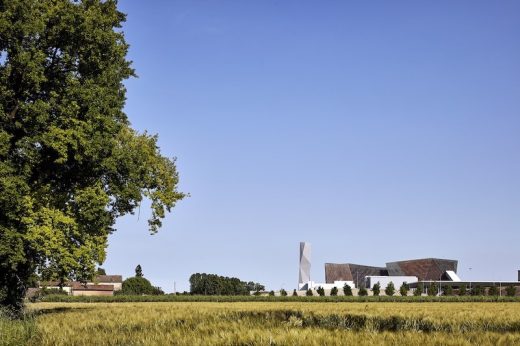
[330,287,338,296]
[458,284,467,296]
[268,291,275,296]
[385,282,395,296]
[280,289,287,296]
[506,286,517,297]
[30,288,68,302]
[316,286,325,296]
[372,283,380,296]
[121,277,163,295]
[306,289,313,296]
[343,284,352,296]
[487,285,498,296]
[292,289,298,297]
[413,284,423,296]
[442,285,453,296]
[472,285,484,296]
[358,287,368,296]
[399,282,409,296]
[428,283,438,296]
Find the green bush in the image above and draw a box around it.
[399,282,409,296]
[385,282,395,296]
[506,286,517,297]
[330,287,338,296]
[428,283,438,296]
[372,283,380,296]
[413,284,423,296]
[268,291,275,296]
[121,277,163,295]
[442,285,453,296]
[343,284,352,296]
[472,285,484,296]
[487,285,498,296]
[280,289,287,296]
[316,287,325,296]
[292,289,298,297]
[458,284,467,296]
[306,289,313,296]
[358,287,368,296]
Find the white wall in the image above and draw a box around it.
[365,276,417,290]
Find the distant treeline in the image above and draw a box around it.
[189,273,265,295]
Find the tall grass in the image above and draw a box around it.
[0,308,37,346]
[27,302,520,345]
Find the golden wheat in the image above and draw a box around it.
[5,302,515,345]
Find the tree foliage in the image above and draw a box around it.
[487,285,498,296]
[245,281,265,293]
[358,287,368,296]
[330,286,338,296]
[121,277,162,296]
[385,282,395,296]
[399,282,409,296]
[189,273,263,296]
[372,282,380,296]
[343,284,352,296]
[135,265,143,278]
[506,285,517,297]
[429,283,438,296]
[0,0,185,310]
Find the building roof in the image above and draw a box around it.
[71,283,114,291]
[93,275,123,283]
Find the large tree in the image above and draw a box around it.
[0,0,185,311]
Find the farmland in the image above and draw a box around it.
[2,301,520,345]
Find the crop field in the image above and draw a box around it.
[2,302,520,345]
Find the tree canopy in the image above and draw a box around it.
[135,265,143,278]
[121,277,163,296]
[0,0,185,310]
[189,273,264,296]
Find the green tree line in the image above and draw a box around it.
[189,273,264,295]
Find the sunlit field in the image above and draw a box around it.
[2,302,520,345]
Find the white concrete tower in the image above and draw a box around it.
[298,242,311,290]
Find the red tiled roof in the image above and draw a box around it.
[71,283,114,291]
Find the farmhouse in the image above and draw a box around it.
[38,274,123,296]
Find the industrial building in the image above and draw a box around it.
[298,242,520,295]
[325,258,459,289]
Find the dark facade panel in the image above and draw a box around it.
[386,258,457,281]
[348,264,388,288]
[324,263,352,283]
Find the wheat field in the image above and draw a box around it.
[2,302,520,345]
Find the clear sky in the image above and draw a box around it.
[104,1,520,292]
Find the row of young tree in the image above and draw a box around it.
[189,273,265,295]
[304,282,518,297]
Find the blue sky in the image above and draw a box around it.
[104,1,520,292]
